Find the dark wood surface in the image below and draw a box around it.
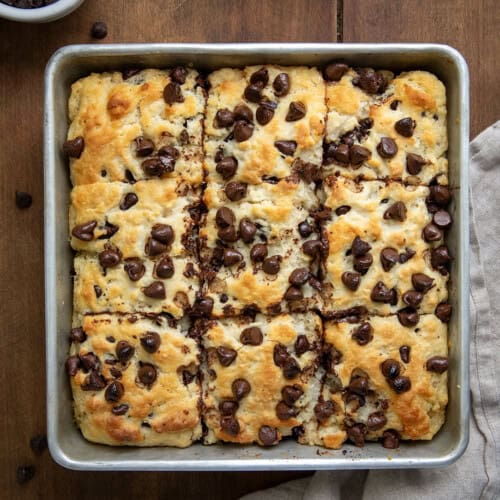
[0,1,497,498]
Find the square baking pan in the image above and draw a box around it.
[44,43,470,471]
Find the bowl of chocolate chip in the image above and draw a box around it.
[0,0,84,23]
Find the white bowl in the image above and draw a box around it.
[0,0,84,23]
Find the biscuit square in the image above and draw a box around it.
[67,314,202,447]
[66,68,205,186]
[201,313,322,445]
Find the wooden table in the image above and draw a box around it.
[0,1,498,498]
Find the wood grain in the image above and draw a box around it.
[342,0,500,137]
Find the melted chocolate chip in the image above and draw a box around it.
[240,327,263,346]
[282,385,303,406]
[429,185,451,206]
[81,371,106,391]
[151,224,174,245]
[353,68,388,94]
[170,66,188,84]
[397,307,420,327]
[384,201,407,221]
[283,357,301,379]
[349,145,371,166]
[367,411,387,431]
[134,136,154,157]
[112,404,129,416]
[250,67,269,86]
[289,268,310,286]
[141,156,175,177]
[70,327,87,343]
[233,104,253,122]
[258,425,278,446]
[382,429,400,449]
[352,322,373,345]
[276,401,298,420]
[273,343,289,368]
[302,239,324,258]
[65,355,80,376]
[72,220,97,241]
[216,346,237,367]
[244,83,263,103]
[217,225,238,242]
[347,423,367,447]
[120,192,139,211]
[219,400,239,416]
[220,416,240,435]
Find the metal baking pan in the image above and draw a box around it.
[44,43,470,471]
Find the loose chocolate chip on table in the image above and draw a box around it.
[140,331,161,353]
[380,247,399,272]
[223,248,243,266]
[112,404,129,416]
[435,302,452,322]
[244,83,263,103]
[259,425,278,446]
[214,108,235,128]
[72,220,97,241]
[377,137,398,159]
[137,363,157,387]
[402,290,423,308]
[274,140,297,156]
[151,223,174,245]
[286,101,306,121]
[351,236,371,257]
[120,192,139,211]
[298,220,313,238]
[216,156,238,179]
[98,248,121,269]
[282,385,303,406]
[399,345,411,363]
[90,21,107,39]
[426,356,449,373]
[289,268,310,286]
[105,381,124,403]
[123,258,145,281]
[225,181,247,201]
[342,271,361,291]
[143,281,166,299]
[370,281,397,304]
[170,66,188,84]
[220,416,240,435]
[219,400,239,416]
[63,136,85,158]
[80,352,99,371]
[302,239,324,258]
[256,102,275,125]
[276,401,298,420]
[134,136,154,157]
[215,207,235,228]
[382,429,400,449]
[240,326,263,346]
[250,67,269,86]
[352,322,373,345]
[412,273,434,292]
[29,434,47,455]
[285,286,303,301]
[394,117,416,137]
[422,223,443,242]
[239,218,257,243]
[81,371,106,391]
[163,82,184,105]
[116,341,135,363]
[250,243,268,263]
[273,343,289,368]
[353,253,373,274]
[406,153,427,175]
[262,255,281,275]
[433,210,452,229]
[232,378,251,400]
[273,72,290,96]
[234,104,254,123]
[429,185,451,206]
[65,356,81,376]
[349,145,371,166]
[397,307,420,327]
[294,335,310,356]
[384,201,407,221]
[353,68,388,94]
[154,255,174,279]
[347,423,367,447]
[367,411,387,431]
[15,191,32,209]
[390,375,412,394]
[70,327,87,343]
[16,465,35,485]
[216,346,237,367]
[218,225,238,242]
[324,62,348,82]
[381,359,400,379]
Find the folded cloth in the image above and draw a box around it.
[241,122,500,500]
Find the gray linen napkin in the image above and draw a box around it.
[241,122,500,500]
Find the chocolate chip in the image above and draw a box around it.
[406,153,427,175]
[216,346,237,367]
[349,375,369,396]
[220,416,240,435]
[390,100,400,110]
[145,237,167,256]
[239,218,257,243]
[402,290,423,308]
[121,68,141,80]
[288,268,310,286]
[331,143,349,164]
[250,243,268,263]
[141,156,175,176]
[15,191,32,209]
[258,425,278,446]
[63,136,85,158]
[98,248,121,269]
[274,140,297,156]
[72,220,97,241]
[353,253,373,274]
[399,345,411,363]
[429,185,451,206]
[190,295,214,317]
[134,136,154,157]
[244,83,262,103]
[282,385,303,406]
[390,375,411,393]
[218,225,238,242]
[112,404,129,416]
[70,327,87,343]
[399,248,416,263]
[262,255,281,275]
[367,411,387,431]
[225,181,247,201]
[276,401,298,420]
[143,281,166,299]
[394,117,416,137]
[81,370,106,391]
[384,201,406,221]
[163,82,183,105]
[216,156,238,179]
[223,248,243,267]
[154,255,174,279]
[423,223,443,242]
[284,286,303,301]
[116,341,135,363]
[273,72,290,96]
[381,359,400,379]
[433,210,452,229]
[377,137,398,158]
[349,145,371,167]
[352,236,371,257]
[65,355,80,376]
[122,257,145,282]
[158,145,180,160]
[233,104,253,122]
[382,429,400,449]
[170,66,188,84]
[294,335,310,356]
[230,379,251,402]
[137,363,157,387]
[412,273,434,292]
[250,67,269,86]
[219,400,239,416]
[347,423,367,447]
[397,307,419,327]
[324,62,348,81]
[214,108,235,128]
[151,224,174,245]
[105,381,124,403]
[286,101,306,121]
[431,245,452,270]
[240,326,263,346]
[380,247,399,271]
[302,239,324,258]
[426,356,449,373]
[352,322,373,345]
[256,103,275,125]
[341,271,361,291]
[16,465,35,485]
[435,302,452,322]
[90,21,107,39]
[80,352,99,371]
[354,68,388,95]
[298,220,313,238]
[119,192,139,211]
[29,434,47,455]
[140,331,161,353]
[273,343,289,368]
[215,207,235,228]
